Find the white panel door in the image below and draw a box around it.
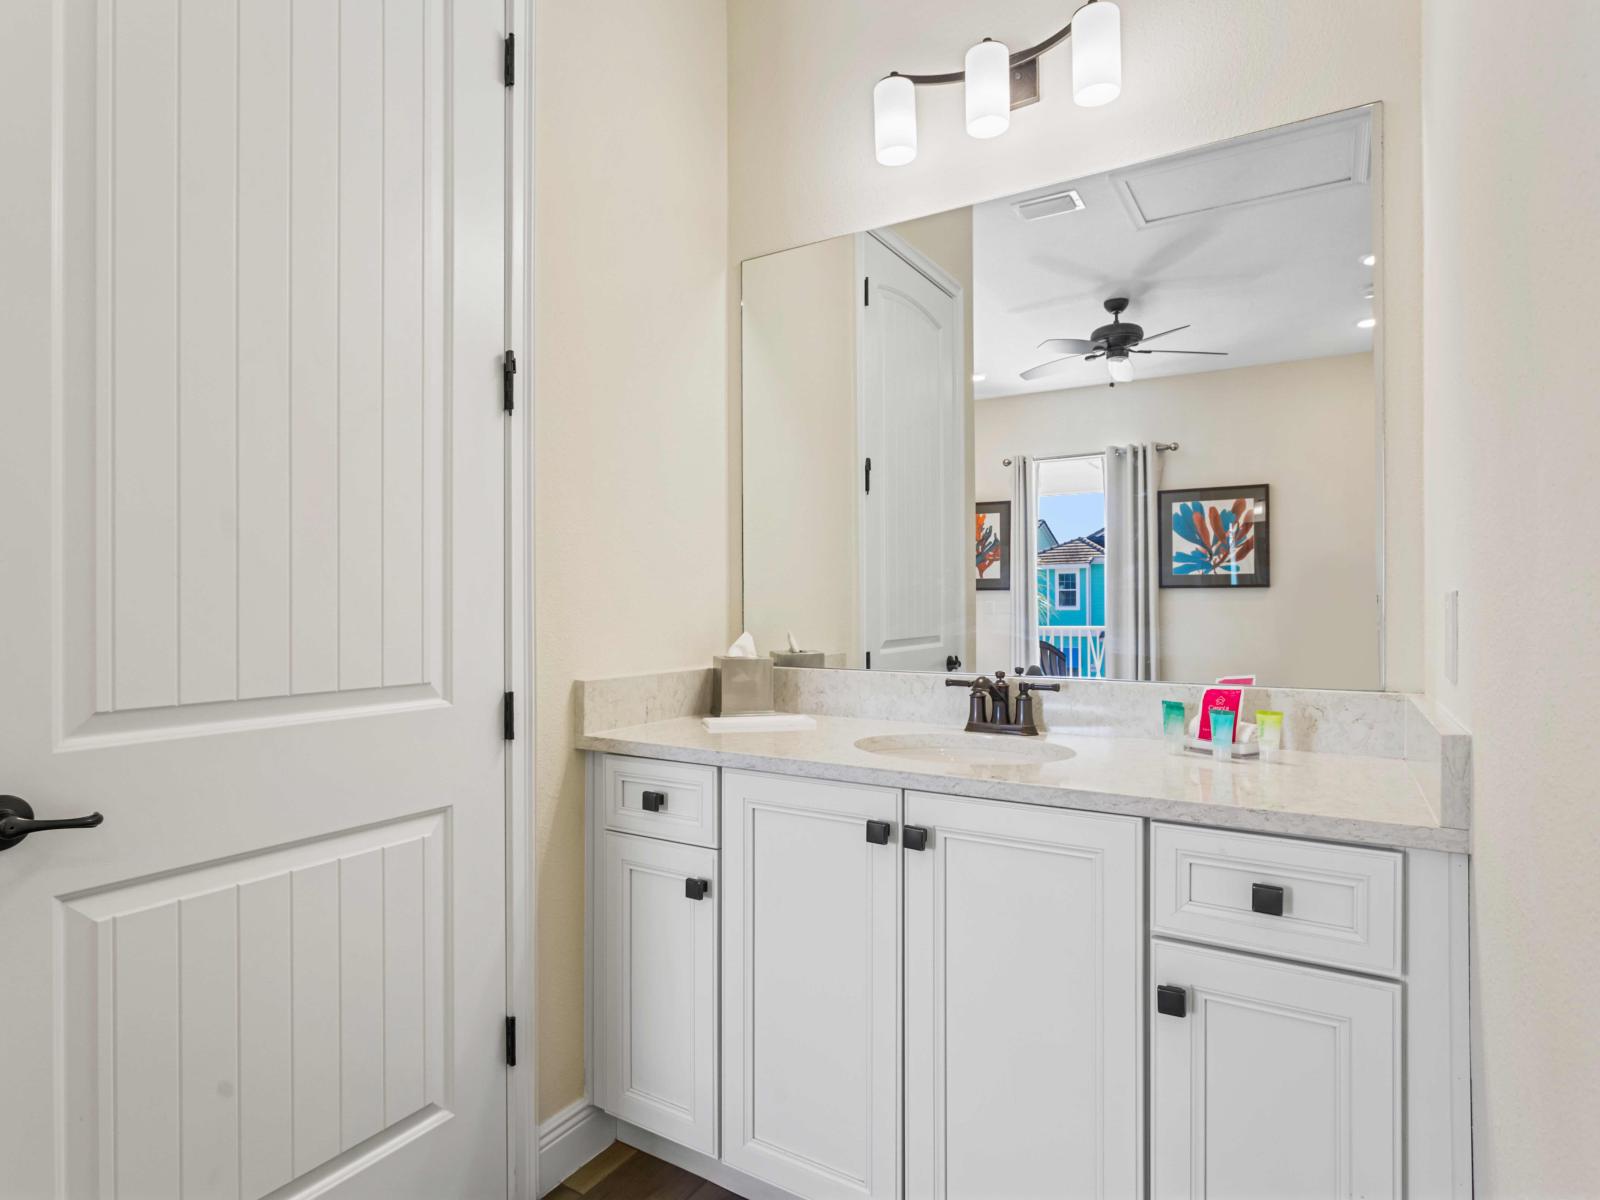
[903,792,1143,1200]
[858,234,966,672]
[1151,941,1402,1200]
[0,1,514,1196]
[720,771,901,1200]
[596,832,719,1156]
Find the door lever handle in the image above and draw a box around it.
[0,796,104,853]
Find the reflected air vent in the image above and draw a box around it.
[1014,189,1086,221]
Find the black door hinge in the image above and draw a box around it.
[863,276,870,306]
[504,33,515,87]
[505,1015,517,1066]
[503,691,515,740]
[865,651,872,669]
[864,456,872,494]
[502,350,517,412]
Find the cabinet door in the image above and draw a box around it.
[903,792,1143,1200]
[1151,940,1401,1200]
[597,832,718,1156]
[720,771,901,1200]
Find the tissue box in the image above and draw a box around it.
[713,656,774,715]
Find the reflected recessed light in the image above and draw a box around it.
[1361,253,1376,267]
[972,373,987,382]
[1364,288,1375,301]
[1356,317,1376,329]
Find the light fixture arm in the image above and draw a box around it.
[887,4,1090,87]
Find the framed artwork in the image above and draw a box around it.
[975,501,1011,590]
[1159,485,1270,588]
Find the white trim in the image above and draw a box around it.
[866,226,961,298]
[1404,849,1474,1198]
[536,1103,618,1198]
[616,1121,806,1200]
[507,3,537,1196]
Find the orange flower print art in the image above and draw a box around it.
[1158,486,1270,588]
[975,501,1011,590]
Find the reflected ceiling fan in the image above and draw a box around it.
[1021,297,1227,387]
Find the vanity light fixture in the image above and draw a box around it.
[1361,253,1377,267]
[1356,317,1376,330]
[872,0,1122,166]
[972,373,988,382]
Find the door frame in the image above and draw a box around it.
[853,229,967,670]
[509,1,537,1195]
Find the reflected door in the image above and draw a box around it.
[1,1,513,1196]
[858,234,966,671]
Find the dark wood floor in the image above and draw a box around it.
[548,1141,742,1200]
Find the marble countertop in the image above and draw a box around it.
[577,714,1469,853]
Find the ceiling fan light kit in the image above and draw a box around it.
[1022,297,1230,387]
[872,0,1121,166]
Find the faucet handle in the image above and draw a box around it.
[1019,680,1061,694]
[946,675,984,689]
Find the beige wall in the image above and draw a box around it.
[533,0,730,1120]
[741,238,859,661]
[1422,2,1600,1192]
[727,0,1423,692]
[975,355,1381,689]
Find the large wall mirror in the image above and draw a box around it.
[742,105,1387,689]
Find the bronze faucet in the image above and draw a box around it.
[945,670,1061,736]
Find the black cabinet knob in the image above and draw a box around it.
[641,790,667,813]
[903,826,929,852]
[684,878,709,901]
[1251,882,1286,917]
[865,819,893,845]
[1156,984,1188,1018]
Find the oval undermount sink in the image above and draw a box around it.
[853,732,1075,768]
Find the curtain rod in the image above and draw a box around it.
[1003,442,1178,467]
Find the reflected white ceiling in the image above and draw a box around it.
[973,108,1375,400]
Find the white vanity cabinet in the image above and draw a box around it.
[587,753,1470,1200]
[903,791,1144,1199]
[719,770,903,1200]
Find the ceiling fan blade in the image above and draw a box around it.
[1084,352,1105,361]
[1019,356,1085,381]
[1134,348,1229,356]
[1134,325,1191,345]
[1037,337,1096,355]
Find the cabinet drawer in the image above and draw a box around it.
[1150,824,1402,976]
[601,754,719,847]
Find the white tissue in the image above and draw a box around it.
[724,631,758,658]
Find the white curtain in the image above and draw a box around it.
[1008,455,1039,671]
[1104,444,1162,680]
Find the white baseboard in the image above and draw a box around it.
[536,1101,617,1197]
[615,1122,803,1200]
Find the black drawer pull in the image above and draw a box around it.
[641,790,667,813]
[1156,984,1188,1019]
[685,878,709,901]
[1251,882,1285,917]
[865,819,893,845]
[903,826,929,852]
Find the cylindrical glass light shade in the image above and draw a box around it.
[1107,354,1133,383]
[964,40,1011,139]
[873,75,917,166]
[1072,1,1122,107]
